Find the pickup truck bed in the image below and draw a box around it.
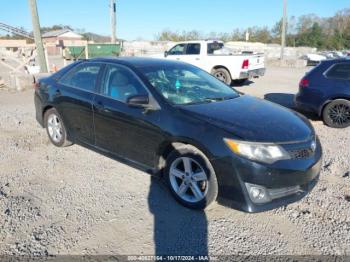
[159,40,266,85]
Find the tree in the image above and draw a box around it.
[248,26,272,43]
[40,24,72,34]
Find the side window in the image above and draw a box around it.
[185,43,201,55]
[168,44,186,55]
[101,64,147,102]
[326,63,350,80]
[207,42,224,54]
[59,63,101,91]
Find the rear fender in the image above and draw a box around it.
[319,95,350,116]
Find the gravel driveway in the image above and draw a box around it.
[0,66,349,256]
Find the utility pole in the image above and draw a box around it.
[280,0,287,60]
[28,0,48,73]
[110,0,117,43]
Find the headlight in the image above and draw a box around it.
[224,138,291,164]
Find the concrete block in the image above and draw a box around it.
[267,59,307,68]
[0,76,4,88]
[8,73,35,91]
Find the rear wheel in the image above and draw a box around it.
[212,68,232,86]
[165,145,218,209]
[323,99,350,128]
[44,108,72,147]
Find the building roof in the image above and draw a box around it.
[0,39,28,47]
[42,29,82,38]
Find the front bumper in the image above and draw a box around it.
[212,140,322,213]
[239,68,266,79]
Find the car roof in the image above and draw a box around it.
[89,56,188,68]
[173,40,223,44]
[322,57,350,64]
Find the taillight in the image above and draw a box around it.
[299,78,309,88]
[242,59,249,69]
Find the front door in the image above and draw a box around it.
[166,43,186,62]
[93,63,164,168]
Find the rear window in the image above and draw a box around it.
[59,63,101,91]
[207,42,224,54]
[325,63,350,80]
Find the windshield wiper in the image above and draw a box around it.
[179,95,238,106]
[180,100,213,106]
[203,95,238,102]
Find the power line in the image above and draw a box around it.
[0,22,34,39]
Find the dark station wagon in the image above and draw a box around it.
[295,58,350,128]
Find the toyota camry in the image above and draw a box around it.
[34,57,322,212]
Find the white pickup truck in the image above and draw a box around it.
[162,40,265,85]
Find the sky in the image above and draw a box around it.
[1,0,349,40]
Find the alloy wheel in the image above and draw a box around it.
[328,103,350,126]
[169,157,208,203]
[47,114,63,143]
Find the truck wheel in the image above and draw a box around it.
[212,68,232,86]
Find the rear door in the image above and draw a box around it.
[56,62,102,144]
[325,63,350,96]
[181,43,202,67]
[93,63,164,168]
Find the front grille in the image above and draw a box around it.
[288,147,314,160]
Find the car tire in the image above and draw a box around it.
[212,68,232,86]
[44,108,73,147]
[322,99,350,128]
[165,145,218,210]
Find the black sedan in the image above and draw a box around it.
[295,58,350,128]
[35,57,322,212]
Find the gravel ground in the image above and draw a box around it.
[0,66,349,257]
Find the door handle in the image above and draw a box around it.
[195,58,200,61]
[54,89,61,96]
[95,101,111,113]
[176,58,180,60]
[95,101,104,110]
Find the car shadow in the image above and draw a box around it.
[77,142,209,255]
[264,93,319,121]
[148,176,208,256]
[231,79,255,87]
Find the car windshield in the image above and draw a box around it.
[139,64,239,105]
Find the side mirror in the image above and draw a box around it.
[126,95,150,108]
[164,51,169,57]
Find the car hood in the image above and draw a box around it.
[179,95,314,143]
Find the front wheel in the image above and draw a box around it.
[322,99,350,128]
[212,68,232,86]
[165,145,218,210]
